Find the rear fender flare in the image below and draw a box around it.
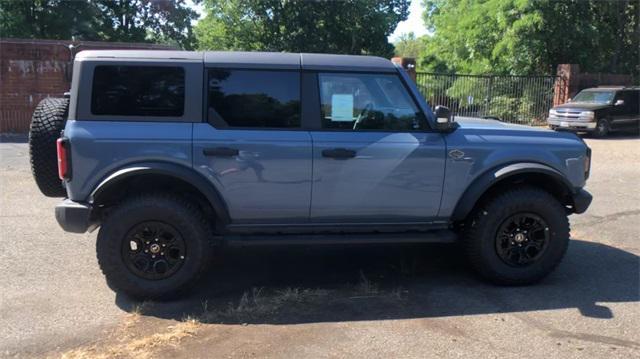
[90,162,230,224]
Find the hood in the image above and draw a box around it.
[553,102,610,111]
[454,117,551,132]
[451,116,583,145]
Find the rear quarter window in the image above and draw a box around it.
[91,66,185,117]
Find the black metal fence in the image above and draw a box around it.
[415,73,560,125]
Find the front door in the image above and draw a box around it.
[193,69,312,224]
[309,72,446,223]
[610,90,640,130]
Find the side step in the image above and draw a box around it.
[223,230,458,247]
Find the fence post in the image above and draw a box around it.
[486,75,494,118]
[391,57,416,82]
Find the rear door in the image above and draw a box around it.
[621,90,640,127]
[308,72,446,223]
[193,69,312,224]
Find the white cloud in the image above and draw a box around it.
[389,0,428,42]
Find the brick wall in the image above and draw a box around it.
[0,38,177,133]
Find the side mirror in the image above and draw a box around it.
[434,105,455,131]
[615,99,625,106]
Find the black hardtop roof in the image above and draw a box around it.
[75,50,397,72]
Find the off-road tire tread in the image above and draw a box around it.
[462,186,570,285]
[29,97,69,197]
[97,193,213,300]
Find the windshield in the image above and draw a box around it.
[572,90,615,104]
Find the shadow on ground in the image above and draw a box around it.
[578,129,639,140]
[0,133,28,143]
[116,238,639,324]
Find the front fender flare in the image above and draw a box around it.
[451,162,575,221]
[90,162,230,224]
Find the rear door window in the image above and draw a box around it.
[622,90,639,114]
[207,70,300,128]
[91,66,185,117]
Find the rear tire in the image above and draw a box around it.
[97,193,213,299]
[462,186,570,285]
[29,97,69,197]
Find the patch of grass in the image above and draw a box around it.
[57,318,200,359]
[203,286,330,322]
[124,319,199,356]
[390,286,406,300]
[130,301,151,316]
[355,270,378,295]
[273,287,330,304]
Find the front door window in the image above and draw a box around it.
[318,73,427,131]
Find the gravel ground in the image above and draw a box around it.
[0,133,638,358]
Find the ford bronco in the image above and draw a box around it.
[29,50,592,299]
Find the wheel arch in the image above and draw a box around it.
[90,162,230,225]
[451,162,577,222]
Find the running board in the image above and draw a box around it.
[222,230,458,247]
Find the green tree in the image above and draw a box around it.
[393,32,426,58]
[420,0,639,76]
[0,0,199,49]
[0,0,98,40]
[195,0,410,58]
[92,0,199,49]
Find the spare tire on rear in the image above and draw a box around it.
[29,97,69,197]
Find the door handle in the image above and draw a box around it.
[321,148,357,159]
[203,147,239,157]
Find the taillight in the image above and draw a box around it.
[584,147,591,180]
[56,138,71,180]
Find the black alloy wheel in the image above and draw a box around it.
[495,213,550,267]
[122,221,186,280]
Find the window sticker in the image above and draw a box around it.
[331,94,354,121]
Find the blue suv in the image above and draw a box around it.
[28,51,592,299]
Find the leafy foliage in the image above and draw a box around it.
[195,0,410,58]
[0,0,96,40]
[421,0,640,77]
[393,32,426,58]
[0,0,199,49]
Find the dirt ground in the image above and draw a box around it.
[1,133,638,359]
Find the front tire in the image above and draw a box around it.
[463,186,570,285]
[593,118,610,137]
[97,193,213,299]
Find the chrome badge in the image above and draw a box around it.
[449,149,465,159]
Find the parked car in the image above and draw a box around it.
[548,86,640,137]
[29,50,592,299]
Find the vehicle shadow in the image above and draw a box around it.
[115,238,639,324]
[579,130,639,140]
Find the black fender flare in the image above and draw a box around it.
[451,162,575,221]
[90,162,230,224]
